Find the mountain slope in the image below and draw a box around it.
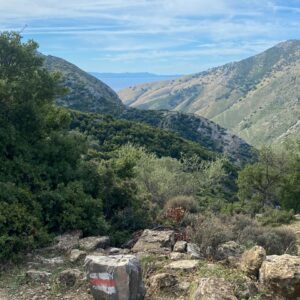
[119,40,300,146]
[43,55,253,164]
[44,55,125,115]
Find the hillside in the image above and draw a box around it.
[44,56,253,163]
[119,40,300,146]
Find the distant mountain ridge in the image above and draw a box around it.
[119,40,300,146]
[43,55,253,164]
[90,72,181,91]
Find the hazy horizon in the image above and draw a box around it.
[1,0,300,74]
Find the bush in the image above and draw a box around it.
[257,208,295,226]
[164,196,199,213]
[191,214,297,259]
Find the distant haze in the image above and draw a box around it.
[90,72,181,91]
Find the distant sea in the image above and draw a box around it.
[89,72,181,91]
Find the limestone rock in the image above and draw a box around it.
[132,229,175,253]
[54,230,82,252]
[69,249,87,262]
[193,278,237,300]
[165,260,199,271]
[259,254,300,299]
[216,241,244,260]
[173,241,187,253]
[170,252,187,260]
[26,270,52,283]
[187,243,201,259]
[58,268,82,287]
[85,254,145,300]
[240,246,266,277]
[149,273,177,290]
[79,236,110,251]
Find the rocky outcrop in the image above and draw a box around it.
[85,254,145,300]
[132,230,175,253]
[259,254,300,299]
[239,246,266,277]
[193,278,237,300]
[79,236,110,252]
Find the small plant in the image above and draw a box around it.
[257,208,295,226]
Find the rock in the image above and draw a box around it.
[107,247,121,254]
[170,252,187,260]
[165,260,199,271]
[173,241,187,253]
[58,269,82,287]
[85,254,145,300]
[216,241,244,260]
[193,278,237,300]
[26,270,52,283]
[79,236,110,251]
[177,281,191,291]
[187,243,201,259]
[235,279,258,299]
[54,230,82,252]
[132,229,175,253]
[149,273,177,290]
[69,249,87,262]
[259,254,300,299]
[240,246,266,277]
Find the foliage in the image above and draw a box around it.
[237,141,300,211]
[192,214,297,259]
[164,196,199,213]
[0,32,107,260]
[257,208,295,226]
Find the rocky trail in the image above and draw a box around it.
[1,223,300,300]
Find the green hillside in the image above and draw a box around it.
[119,40,300,146]
[44,55,253,164]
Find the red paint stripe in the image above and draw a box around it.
[90,278,116,287]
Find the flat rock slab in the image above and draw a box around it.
[85,254,145,300]
[132,229,175,253]
[165,260,199,271]
[79,236,110,252]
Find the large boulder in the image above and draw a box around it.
[239,246,266,277]
[193,278,237,300]
[259,254,300,299]
[85,254,145,300]
[132,230,175,253]
[79,236,110,252]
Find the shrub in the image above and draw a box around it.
[257,208,295,226]
[164,196,199,213]
[191,213,297,259]
[192,215,233,258]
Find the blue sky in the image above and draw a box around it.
[1,0,300,74]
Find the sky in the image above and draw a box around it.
[1,0,300,74]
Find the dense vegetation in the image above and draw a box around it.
[0,32,299,262]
